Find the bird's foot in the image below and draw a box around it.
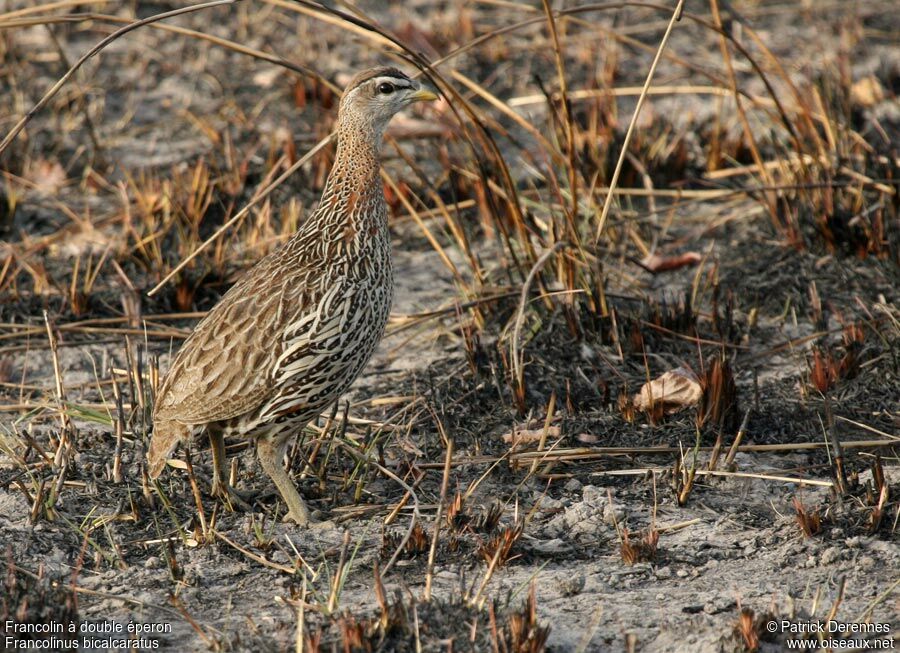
[210,479,254,512]
[308,516,337,531]
[282,505,311,526]
[283,512,335,530]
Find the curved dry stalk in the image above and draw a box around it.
[0,0,111,22]
[709,0,776,226]
[450,70,564,165]
[0,0,238,157]
[509,241,568,402]
[3,0,805,272]
[0,12,337,101]
[335,440,420,579]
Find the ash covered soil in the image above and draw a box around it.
[1,1,898,652]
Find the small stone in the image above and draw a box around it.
[564,478,583,493]
[820,547,841,565]
[310,510,331,523]
[602,503,624,526]
[654,566,673,579]
[560,573,585,596]
[676,568,690,578]
[539,497,565,511]
[858,556,876,570]
[582,485,605,506]
[541,515,566,538]
[703,597,735,615]
[528,538,569,555]
[789,541,808,555]
[46,549,66,565]
[143,556,161,569]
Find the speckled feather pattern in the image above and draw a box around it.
[147,69,409,477]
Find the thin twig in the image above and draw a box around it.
[595,0,685,240]
[424,440,453,601]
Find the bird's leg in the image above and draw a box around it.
[208,430,252,511]
[256,437,310,526]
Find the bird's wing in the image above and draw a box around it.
[255,279,360,421]
[152,260,319,426]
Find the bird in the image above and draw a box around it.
[147,67,438,525]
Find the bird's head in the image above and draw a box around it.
[337,67,438,138]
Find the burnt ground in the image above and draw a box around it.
[1,1,899,652]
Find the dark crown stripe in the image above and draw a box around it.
[344,67,412,91]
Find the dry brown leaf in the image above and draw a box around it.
[850,76,885,107]
[396,434,424,457]
[501,426,561,446]
[642,251,702,273]
[634,366,701,413]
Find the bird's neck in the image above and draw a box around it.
[308,120,387,234]
[330,118,385,188]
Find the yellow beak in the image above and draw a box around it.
[410,88,439,102]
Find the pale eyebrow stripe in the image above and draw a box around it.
[373,76,412,88]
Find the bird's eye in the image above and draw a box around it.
[377,82,395,95]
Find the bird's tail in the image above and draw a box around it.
[147,420,190,479]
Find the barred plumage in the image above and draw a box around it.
[148,68,437,525]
